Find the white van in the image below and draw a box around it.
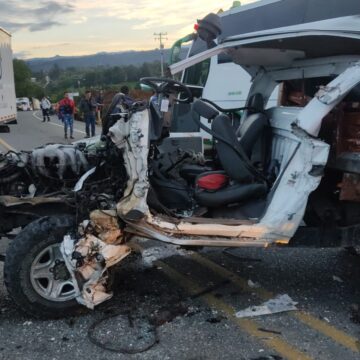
[16,97,32,111]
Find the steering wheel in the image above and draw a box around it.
[140,77,193,103]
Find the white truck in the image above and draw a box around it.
[0,28,16,132]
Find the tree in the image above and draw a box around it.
[13,59,43,98]
[49,64,62,80]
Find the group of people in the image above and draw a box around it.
[40,86,135,140]
[56,90,101,139]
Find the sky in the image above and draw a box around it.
[1,0,256,59]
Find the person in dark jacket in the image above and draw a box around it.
[79,90,97,138]
[95,90,104,125]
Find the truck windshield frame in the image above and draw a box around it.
[182,59,211,87]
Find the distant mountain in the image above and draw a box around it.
[26,48,189,72]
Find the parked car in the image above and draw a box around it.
[16,97,32,111]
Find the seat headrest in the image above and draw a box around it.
[248,93,264,112]
[192,99,219,120]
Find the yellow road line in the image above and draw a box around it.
[155,259,313,360]
[0,137,16,152]
[191,253,360,353]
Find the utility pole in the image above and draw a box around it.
[154,32,168,77]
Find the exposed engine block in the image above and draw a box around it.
[0,144,92,197]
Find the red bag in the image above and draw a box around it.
[197,173,229,191]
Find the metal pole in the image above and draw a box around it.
[160,43,164,77]
[154,32,168,77]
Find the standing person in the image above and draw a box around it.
[40,96,51,122]
[95,90,104,125]
[58,91,75,140]
[119,85,134,108]
[79,90,97,138]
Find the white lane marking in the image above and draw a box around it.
[47,121,86,134]
[0,137,16,151]
[32,111,86,134]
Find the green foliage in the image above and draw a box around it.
[31,60,166,101]
[13,59,44,98]
[48,64,61,80]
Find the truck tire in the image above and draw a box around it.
[4,215,83,318]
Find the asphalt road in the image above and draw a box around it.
[0,110,101,153]
[0,112,360,360]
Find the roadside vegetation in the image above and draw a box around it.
[13,59,44,99]
[13,59,164,102]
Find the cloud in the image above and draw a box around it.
[73,0,256,31]
[33,1,73,16]
[0,0,74,33]
[10,0,258,58]
[32,42,71,50]
[73,16,88,24]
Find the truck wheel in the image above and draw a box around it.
[4,215,83,318]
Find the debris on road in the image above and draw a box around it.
[206,315,226,324]
[248,279,261,288]
[235,294,298,318]
[139,243,190,267]
[257,327,282,335]
[332,275,344,283]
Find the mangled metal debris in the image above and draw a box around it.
[235,294,298,318]
[61,210,131,309]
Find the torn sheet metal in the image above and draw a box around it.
[235,294,298,318]
[74,166,97,192]
[297,62,360,136]
[61,211,131,309]
[90,209,123,244]
[109,110,150,218]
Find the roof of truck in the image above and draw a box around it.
[189,0,360,57]
[0,28,11,36]
[170,15,360,75]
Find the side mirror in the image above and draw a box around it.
[197,13,222,49]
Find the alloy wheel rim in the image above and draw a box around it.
[30,243,76,302]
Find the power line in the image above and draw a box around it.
[154,32,168,77]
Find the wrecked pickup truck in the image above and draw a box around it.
[4,12,360,318]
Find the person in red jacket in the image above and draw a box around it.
[58,92,75,139]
